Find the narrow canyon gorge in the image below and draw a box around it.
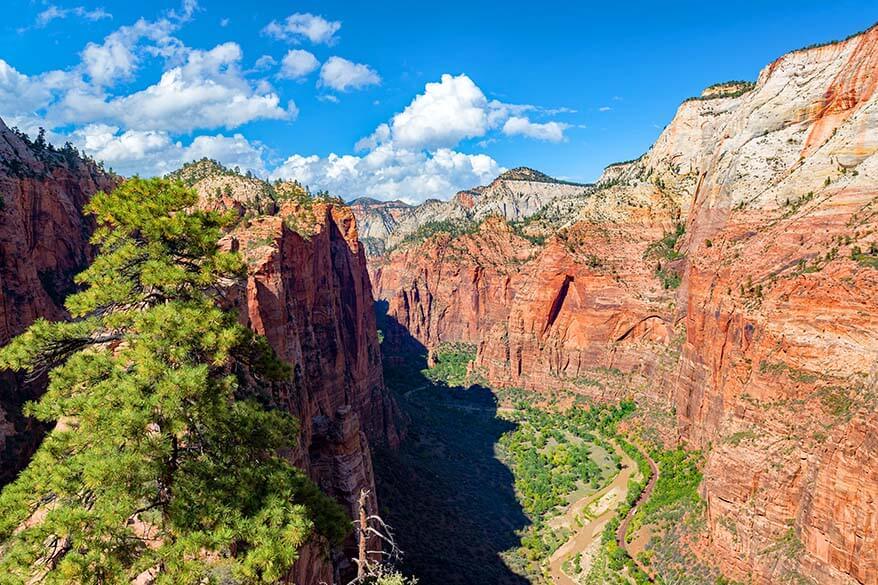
[0,18,876,585]
[362,25,878,585]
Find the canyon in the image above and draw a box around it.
[0,18,877,585]
[365,25,878,585]
[0,149,399,582]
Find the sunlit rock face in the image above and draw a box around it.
[349,167,590,256]
[185,171,403,583]
[0,118,119,484]
[369,25,878,584]
[0,150,402,581]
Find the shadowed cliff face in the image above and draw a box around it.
[0,119,119,484]
[368,25,878,585]
[371,314,529,585]
[0,154,402,582]
[184,171,403,583]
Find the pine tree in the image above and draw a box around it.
[0,178,348,584]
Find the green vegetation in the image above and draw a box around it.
[399,219,479,247]
[758,360,818,384]
[781,191,815,218]
[582,439,707,585]
[580,437,653,584]
[0,179,348,584]
[498,402,636,577]
[168,157,251,185]
[645,223,686,262]
[167,158,343,222]
[762,522,804,560]
[725,429,759,446]
[645,223,685,289]
[657,268,682,290]
[509,218,548,245]
[3,126,115,179]
[605,154,645,169]
[815,386,854,418]
[422,342,477,386]
[790,22,877,53]
[683,81,755,102]
[627,449,702,539]
[502,403,632,519]
[851,243,878,269]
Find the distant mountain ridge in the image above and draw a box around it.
[349,166,591,255]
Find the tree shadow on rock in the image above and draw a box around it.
[373,301,530,585]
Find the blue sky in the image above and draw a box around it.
[2,1,875,202]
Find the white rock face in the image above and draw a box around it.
[349,167,590,254]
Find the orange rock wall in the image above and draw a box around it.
[369,26,878,585]
[230,202,400,583]
[0,121,118,484]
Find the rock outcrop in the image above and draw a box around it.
[0,119,118,483]
[184,169,401,583]
[0,151,401,581]
[369,24,878,585]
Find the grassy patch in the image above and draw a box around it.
[851,244,878,269]
[815,386,854,418]
[758,360,818,384]
[724,429,758,446]
[646,223,686,289]
[422,342,477,386]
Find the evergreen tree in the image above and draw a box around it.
[0,178,348,584]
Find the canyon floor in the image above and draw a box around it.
[374,340,684,585]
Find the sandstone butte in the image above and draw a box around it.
[369,25,878,585]
[0,145,400,582]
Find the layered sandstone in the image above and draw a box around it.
[186,176,401,583]
[0,119,118,483]
[370,24,878,585]
[371,217,539,355]
[0,147,400,581]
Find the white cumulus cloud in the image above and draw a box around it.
[389,73,495,150]
[56,43,295,132]
[318,57,380,92]
[502,116,569,142]
[71,124,266,177]
[268,73,578,202]
[280,50,319,80]
[263,12,341,45]
[272,143,501,203]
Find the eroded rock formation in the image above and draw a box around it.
[369,25,878,584]
[181,168,402,583]
[350,167,590,255]
[0,119,118,483]
[0,152,401,581]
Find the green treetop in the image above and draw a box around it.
[0,178,348,584]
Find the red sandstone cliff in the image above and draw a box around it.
[0,119,118,483]
[182,168,401,583]
[369,25,878,585]
[371,217,538,354]
[0,151,400,581]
